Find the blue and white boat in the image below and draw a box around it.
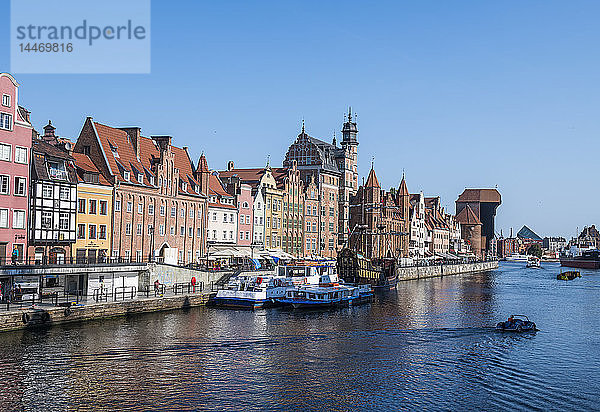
[211,275,288,309]
[277,272,373,309]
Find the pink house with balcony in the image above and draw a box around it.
[0,73,33,264]
[236,183,254,246]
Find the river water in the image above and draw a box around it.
[0,262,598,411]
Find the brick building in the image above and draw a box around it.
[283,111,359,258]
[73,118,208,265]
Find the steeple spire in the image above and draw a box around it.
[348,106,352,122]
[301,118,305,134]
[332,131,337,146]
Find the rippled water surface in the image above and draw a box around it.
[1,262,599,411]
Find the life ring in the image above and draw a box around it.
[256,277,263,285]
[64,307,72,317]
[21,312,30,324]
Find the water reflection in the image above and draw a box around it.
[0,262,599,410]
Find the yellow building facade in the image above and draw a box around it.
[72,153,113,263]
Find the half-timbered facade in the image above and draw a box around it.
[28,123,77,263]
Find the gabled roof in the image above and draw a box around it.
[218,167,266,189]
[365,168,380,188]
[517,225,542,241]
[91,121,203,196]
[456,188,501,204]
[455,205,481,225]
[72,152,111,185]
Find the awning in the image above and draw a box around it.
[267,249,296,260]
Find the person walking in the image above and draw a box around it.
[191,276,197,293]
[154,279,160,296]
[11,246,18,265]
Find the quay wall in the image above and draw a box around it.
[145,264,275,290]
[0,293,213,333]
[397,261,498,281]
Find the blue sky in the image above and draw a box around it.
[1,0,598,238]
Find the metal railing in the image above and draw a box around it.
[114,286,136,301]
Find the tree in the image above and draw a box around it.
[527,244,542,258]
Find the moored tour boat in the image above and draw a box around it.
[211,275,289,309]
[526,256,541,268]
[560,250,600,269]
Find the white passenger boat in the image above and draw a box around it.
[211,275,288,309]
[505,254,529,262]
[526,256,541,268]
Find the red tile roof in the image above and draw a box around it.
[72,152,111,186]
[218,168,266,188]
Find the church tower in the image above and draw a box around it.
[338,107,359,247]
[341,107,359,195]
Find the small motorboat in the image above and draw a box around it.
[526,256,541,268]
[496,315,537,332]
[557,270,581,281]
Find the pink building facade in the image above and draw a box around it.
[0,73,33,263]
[236,183,253,246]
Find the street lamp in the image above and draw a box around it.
[148,225,155,263]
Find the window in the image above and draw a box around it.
[329,239,334,250]
[83,145,91,155]
[180,226,184,236]
[160,205,165,216]
[170,226,175,235]
[89,199,97,214]
[229,231,233,240]
[15,147,27,164]
[223,213,227,223]
[14,177,26,196]
[2,94,10,107]
[127,201,132,212]
[125,223,131,235]
[115,200,121,212]
[223,230,227,240]
[123,171,130,181]
[148,203,154,215]
[78,199,86,213]
[212,230,217,239]
[246,232,250,240]
[259,217,263,225]
[307,222,311,232]
[0,144,11,161]
[150,176,155,186]
[243,201,249,208]
[42,184,53,198]
[100,200,108,215]
[197,228,201,237]
[171,207,176,217]
[329,207,334,217]
[180,209,185,217]
[13,210,25,229]
[58,213,69,230]
[0,175,9,194]
[148,225,153,235]
[0,113,12,130]
[329,222,334,231]
[88,224,97,239]
[59,187,70,200]
[213,212,217,221]
[188,227,193,237]
[0,209,8,228]
[138,203,143,214]
[159,224,165,236]
[137,224,142,235]
[48,161,67,180]
[230,213,234,223]
[138,173,144,184]
[99,225,107,239]
[41,211,52,229]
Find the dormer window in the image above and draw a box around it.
[109,141,120,158]
[138,173,144,184]
[182,182,188,191]
[150,176,155,186]
[47,161,68,180]
[123,171,130,181]
[2,94,10,107]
